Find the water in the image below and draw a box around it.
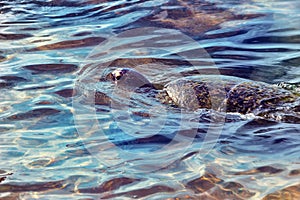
[1,0,300,199]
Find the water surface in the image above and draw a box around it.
[1,0,300,199]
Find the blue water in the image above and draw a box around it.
[1,0,300,199]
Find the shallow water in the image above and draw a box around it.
[1,0,300,199]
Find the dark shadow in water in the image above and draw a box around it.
[7,108,61,121]
[24,63,78,74]
[28,37,105,51]
[0,76,28,88]
[78,177,140,193]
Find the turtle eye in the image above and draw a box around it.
[115,75,121,81]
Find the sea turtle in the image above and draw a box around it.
[106,68,300,122]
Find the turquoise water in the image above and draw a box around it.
[1,0,300,199]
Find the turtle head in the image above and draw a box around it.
[111,68,130,82]
[108,68,153,91]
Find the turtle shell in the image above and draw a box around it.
[163,75,297,114]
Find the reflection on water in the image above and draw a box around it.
[1,0,300,199]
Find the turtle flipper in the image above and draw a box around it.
[256,96,300,123]
[157,90,177,107]
[277,82,300,95]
